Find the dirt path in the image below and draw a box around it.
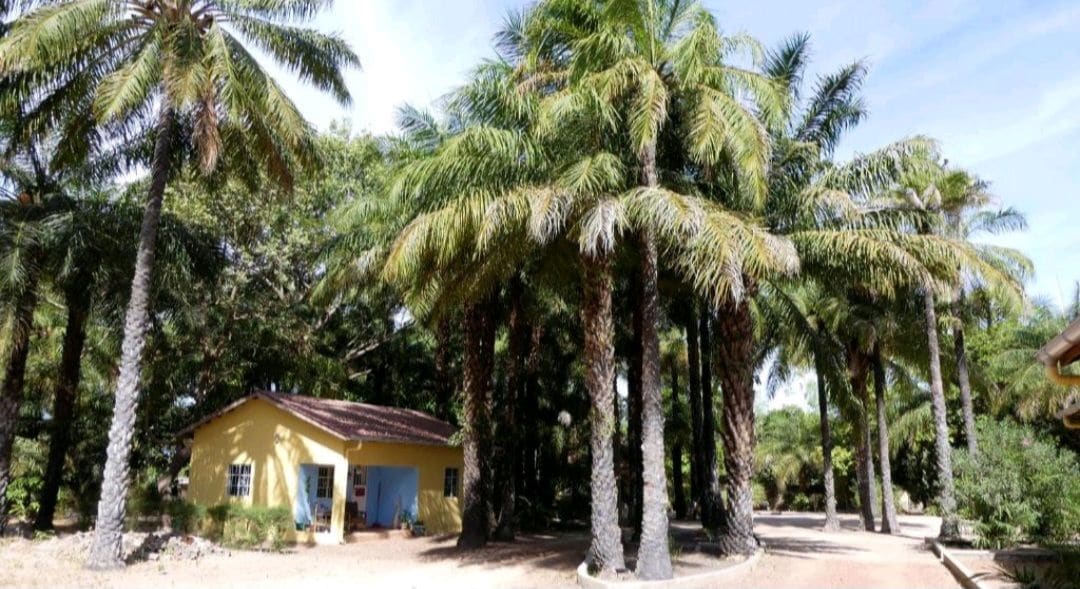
[1,513,958,588]
[721,513,959,588]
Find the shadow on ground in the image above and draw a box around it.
[417,533,589,573]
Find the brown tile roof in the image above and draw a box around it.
[181,391,458,446]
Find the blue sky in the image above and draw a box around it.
[279,0,1080,307]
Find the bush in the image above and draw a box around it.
[125,480,164,529]
[954,418,1080,549]
[203,504,291,550]
[165,501,206,534]
[751,482,768,510]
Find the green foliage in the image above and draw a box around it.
[8,438,44,520]
[125,477,164,530]
[954,418,1080,549]
[197,503,291,550]
[164,501,206,535]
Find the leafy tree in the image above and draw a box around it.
[0,0,357,567]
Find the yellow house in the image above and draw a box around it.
[182,391,464,543]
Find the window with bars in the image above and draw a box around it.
[443,467,459,498]
[316,466,334,499]
[227,464,252,497]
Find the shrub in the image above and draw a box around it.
[165,501,206,534]
[206,504,291,550]
[751,482,768,510]
[954,418,1080,549]
[125,481,164,529]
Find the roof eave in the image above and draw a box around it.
[1036,316,1080,367]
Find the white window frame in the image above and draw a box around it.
[227,463,253,498]
[316,466,334,499]
[443,467,459,498]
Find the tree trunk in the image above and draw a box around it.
[684,308,703,511]
[813,350,841,532]
[0,283,38,534]
[519,324,543,516]
[34,281,92,531]
[923,288,959,539]
[581,252,626,573]
[86,107,175,569]
[635,228,672,580]
[698,309,724,531]
[494,281,527,541]
[847,346,877,532]
[714,299,758,555]
[434,318,454,423]
[627,269,643,538]
[458,302,494,548]
[670,356,687,520]
[951,295,978,455]
[871,347,901,534]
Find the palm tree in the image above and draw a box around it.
[758,281,844,531]
[871,343,900,533]
[33,194,218,530]
[753,32,871,534]
[0,0,357,568]
[887,161,1029,539]
[661,327,688,519]
[0,193,48,533]
[530,0,783,563]
[754,407,822,511]
[933,173,1029,454]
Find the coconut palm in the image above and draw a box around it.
[0,193,48,533]
[521,0,788,564]
[884,161,1029,538]
[753,32,872,533]
[758,281,846,531]
[32,193,219,531]
[0,0,357,568]
[933,173,1029,454]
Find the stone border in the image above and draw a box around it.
[576,548,763,589]
[929,539,990,589]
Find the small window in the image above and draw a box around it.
[316,466,334,499]
[227,464,252,497]
[443,467,459,498]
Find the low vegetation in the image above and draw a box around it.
[954,419,1080,549]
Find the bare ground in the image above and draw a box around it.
[0,513,959,589]
[720,513,960,589]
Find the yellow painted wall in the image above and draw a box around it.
[346,441,464,535]
[187,397,464,542]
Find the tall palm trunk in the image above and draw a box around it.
[34,281,92,531]
[813,349,840,532]
[494,281,527,541]
[458,302,494,548]
[684,309,703,508]
[847,346,877,532]
[635,227,672,580]
[871,347,900,534]
[714,299,758,555]
[627,276,643,537]
[434,318,454,423]
[519,324,543,514]
[951,294,977,455]
[922,288,959,539]
[0,283,39,533]
[698,309,723,531]
[86,107,175,569]
[581,251,626,573]
[669,357,687,520]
